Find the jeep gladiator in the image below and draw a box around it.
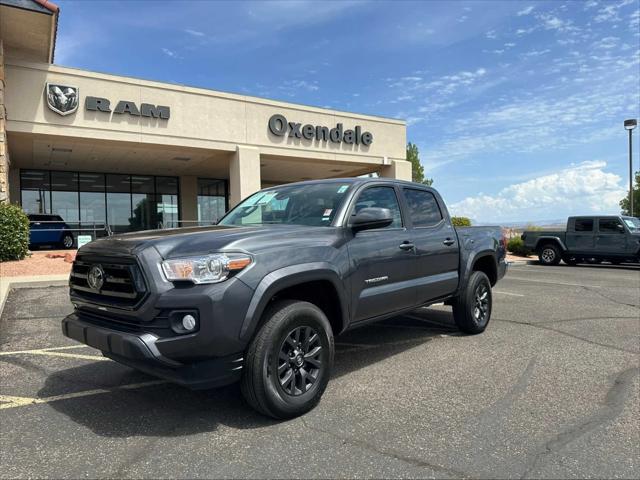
[62,178,507,418]
[522,215,640,266]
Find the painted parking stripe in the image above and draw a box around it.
[507,276,600,288]
[0,345,88,355]
[0,380,166,410]
[494,291,525,297]
[0,345,106,362]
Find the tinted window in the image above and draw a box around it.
[221,183,351,227]
[353,186,402,229]
[574,218,593,232]
[599,218,624,233]
[403,188,443,227]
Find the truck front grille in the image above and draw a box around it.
[70,254,147,308]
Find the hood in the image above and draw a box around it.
[80,224,342,259]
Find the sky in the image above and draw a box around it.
[53,0,640,224]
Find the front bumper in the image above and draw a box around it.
[62,313,243,389]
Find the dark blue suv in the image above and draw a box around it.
[28,214,74,249]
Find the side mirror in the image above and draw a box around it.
[352,207,393,232]
[617,223,625,233]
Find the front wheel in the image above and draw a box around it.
[452,271,493,334]
[241,300,334,419]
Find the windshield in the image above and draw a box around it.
[219,183,352,227]
[622,217,640,231]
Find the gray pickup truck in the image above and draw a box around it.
[62,178,507,418]
[522,215,640,266]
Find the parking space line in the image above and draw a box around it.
[507,276,600,288]
[0,380,166,410]
[494,291,525,297]
[0,345,107,362]
[0,345,88,356]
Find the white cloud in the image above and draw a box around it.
[517,6,535,16]
[450,161,626,222]
[184,28,205,37]
[161,48,179,58]
[278,79,319,96]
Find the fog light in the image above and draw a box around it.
[182,314,197,331]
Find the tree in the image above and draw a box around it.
[451,216,471,227]
[619,169,640,216]
[406,142,433,186]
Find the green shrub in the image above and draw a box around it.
[0,202,30,262]
[451,216,472,227]
[507,237,531,257]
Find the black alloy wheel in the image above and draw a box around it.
[241,300,334,419]
[277,326,323,396]
[472,282,490,326]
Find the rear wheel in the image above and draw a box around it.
[241,300,334,419]
[538,243,561,266]
[452,271,492,334]
[60,233,74,249]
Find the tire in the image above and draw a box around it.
[241,300,334,419]
[538,243,561,266]
[60,233,74,249]
[452,271,493,335]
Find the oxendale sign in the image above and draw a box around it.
[268,114,373,145]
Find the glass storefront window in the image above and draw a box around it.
[79,173,106,225]
[197,178,227,225]
[156,176,179,228]
[20,170,183,234]
[131,175,156,231]
[20,170,51,214]
[51,171,79,225]
[106,174,132,233]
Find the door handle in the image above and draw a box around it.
[443,238,455,246]
[399,242,415,251]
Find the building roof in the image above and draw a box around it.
[0,0,57,14]
[0,0,58,62]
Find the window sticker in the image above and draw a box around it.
[337,185,349,193]
[623,219,635,228]
[323,209,333,217]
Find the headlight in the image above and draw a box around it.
[161,253,252,284]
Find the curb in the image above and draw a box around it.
[0,274,69,318]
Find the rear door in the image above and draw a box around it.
[401,187,460,303]
[565,217,595,254]
[346,185,417,322]
[595,218,627,255]
[28,215,48,245]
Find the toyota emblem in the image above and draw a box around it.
[87,265,105,290]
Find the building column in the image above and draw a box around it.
[179,175,198,224]
[229,145,261,207]
[0,39,9,203]
[380,159,412,181]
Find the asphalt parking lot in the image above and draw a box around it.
[1,263,639,479]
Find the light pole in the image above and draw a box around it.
[624,119,637,217]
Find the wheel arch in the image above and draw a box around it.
[240,263,349,342]
[534,237,567,252]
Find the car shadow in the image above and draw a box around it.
[560,262,640,271]
[38,308,458,437]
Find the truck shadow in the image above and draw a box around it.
[38,308,458,437]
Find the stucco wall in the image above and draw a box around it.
[0,40,8,203]
[4,61,406,166]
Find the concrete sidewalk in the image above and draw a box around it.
[0,274,69,318]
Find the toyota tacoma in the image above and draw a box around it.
[63,178,507,418]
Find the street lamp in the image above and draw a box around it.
[624,119,637,217]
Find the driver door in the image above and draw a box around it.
[346,185,417,322]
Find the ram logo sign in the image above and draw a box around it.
[45,83,79,116]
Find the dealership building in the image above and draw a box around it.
[0,0,408,233]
